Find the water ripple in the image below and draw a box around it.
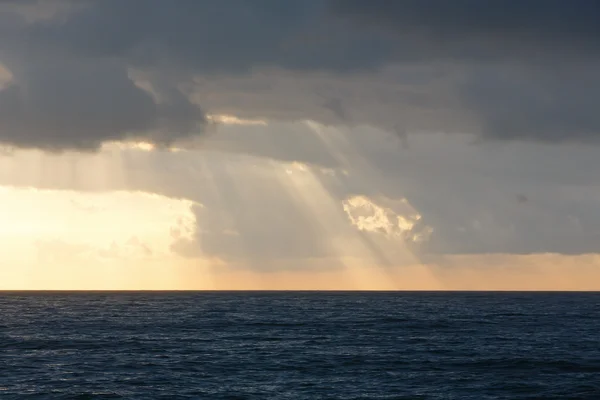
[0,292,599,399]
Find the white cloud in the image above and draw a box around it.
[0,186,198,262]
[342,195,431,244]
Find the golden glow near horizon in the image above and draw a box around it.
[0,185,201,289]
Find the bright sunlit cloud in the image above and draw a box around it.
[342,195,432,244]
[0,185,198,259]
[101,141,157,152]
[207,114,268,126]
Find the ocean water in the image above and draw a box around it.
[1,292,599,399]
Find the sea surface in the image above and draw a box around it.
[1,292,599,399]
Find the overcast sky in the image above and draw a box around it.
[1,1,599,289]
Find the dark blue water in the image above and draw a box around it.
[1,292,599,399]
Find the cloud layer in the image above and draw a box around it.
[331,0,600,62]
[3,120,600,257]
[1,1,600,149]
[2,2,600,289]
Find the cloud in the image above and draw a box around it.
[0,1,599,149]
[22,1,600,70]
[516,194,528,204]
[330,0,600,62]
[0,0,78,23]
[342,195,431,244]
[0,62,12,89]
[0,57,205,151]
[460,64,600,143]
[4,120,600,257]
[3,2,600,282]
[0,186,198,258]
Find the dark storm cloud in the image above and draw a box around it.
[327,1,600,142]
[460,64,600,143]
[330,0,600,61]
[1,0,600,149]
[15,0,371,73]
[0,59,153,150]
[0,57,205,150]
[25,0,600,70]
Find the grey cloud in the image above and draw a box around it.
[0,59,154,150]
[183,170,335,267]
[516,194,528,204]
[460,64,600,143]
[330,0,600,62]
[190,67,472,135]
[0,55,205,151]
[14,1,353,72]
[26,1,600,70]
[339,129,600,255]
[0,0,77,23]
[201,121,339,167]
[327,1,600,141]
[1,0,600,148]
[322,98,348,123]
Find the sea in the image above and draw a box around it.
[1,292,599,399]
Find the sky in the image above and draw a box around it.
[1,0,600,290]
